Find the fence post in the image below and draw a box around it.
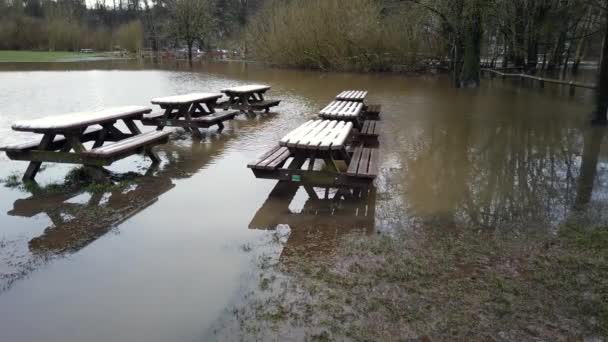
[569,82,576,96]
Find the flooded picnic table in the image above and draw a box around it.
[0,60,605,342]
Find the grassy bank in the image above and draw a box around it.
[0,50,117,62]
[220,220,608,340]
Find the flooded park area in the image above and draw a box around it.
[0,61,607,341]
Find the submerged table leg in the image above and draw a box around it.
[124,118,162,164]
[23,133,56,181]
[66,134,110,182]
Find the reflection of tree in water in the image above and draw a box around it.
[406,108,608,231]
[249,182,376,265]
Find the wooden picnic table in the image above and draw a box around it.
[1,106,170,181]
[319,101,364,123]
[336,90,368,102]
[220,84,280,113]
[142,92,237,133]
[248,119,378,188]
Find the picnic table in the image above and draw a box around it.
[220,84,281,113]
[319,100,379,145]
[335,89,382,120]
[319,101,364,123]
[142,92,238,133]
[248,119,378,188]
[1,106,170,181]
[336,90,368,102]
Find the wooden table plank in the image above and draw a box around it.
[221,84,271,94]
[12,106,151,133]
[336,90,368,102]
[151,93,223,105]
[319,101,363,120]
[280,120,353,151]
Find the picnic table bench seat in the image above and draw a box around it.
[365,104,381,115]
[247,146,292,171]
[141,110,238,130]
[0,126,104,153]
[81,130,170,161]
[246,100,281,112]
[346,146,378,179]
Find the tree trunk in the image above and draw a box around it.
[574,127,605,209]
[187,40,193,62]
[513,4,526,68]
[460,11,482,88]
[593,16,608,124]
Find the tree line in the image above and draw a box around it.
[0,0,262,53]
[2,0,608,104]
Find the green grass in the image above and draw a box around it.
[0,50,114,62]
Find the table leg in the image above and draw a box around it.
[66,134,110,182]
[123,118,162,163]
[157,107,173,131]
[207,100,217,114]
[23,133,55,181]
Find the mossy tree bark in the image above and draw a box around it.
[459,3,482,88]
[594,7,608,124]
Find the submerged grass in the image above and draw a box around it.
[1,167,137,195]
[224,222,608,340]
[0,50,111,62]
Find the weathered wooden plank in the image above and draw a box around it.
[0,127,104,152]
[357,147,371,176]
[346,146,364,176]
[257,147,290,169]
[12,106,151,133]
[151,93,223,105]
[221,84,271,94]
[192,111,238,124]
[280,120,315,146]
[82,131,170,158]
[360,148,378,178]
[247,146,282,168]
[263,148,292,170]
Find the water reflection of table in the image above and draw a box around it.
[9,176,175,254]
[249,182,376,262]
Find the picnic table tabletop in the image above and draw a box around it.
[11,106,152,133]
[336,90,368,102]
[319,101,364,120]
[151,93,223,106]
[221,84,271,94]
[280,120,353,151]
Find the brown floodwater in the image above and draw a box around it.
[0,60,606,341]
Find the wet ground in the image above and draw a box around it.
[0,60,606,341]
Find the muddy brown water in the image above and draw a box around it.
[0,60,606,341]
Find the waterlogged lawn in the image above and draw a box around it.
[217,221,608,340]
[0,50,114,62]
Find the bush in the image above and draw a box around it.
[115,20,143,52]
[244,0,424,71]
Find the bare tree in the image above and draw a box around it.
[172,0,215,62]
